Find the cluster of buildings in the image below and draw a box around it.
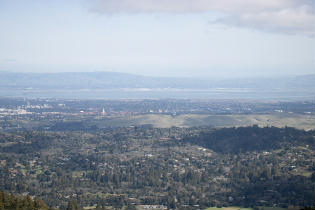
[0,108,31,115]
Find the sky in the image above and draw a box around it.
[0,0,314,78]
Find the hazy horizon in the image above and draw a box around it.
[0,70,314,80]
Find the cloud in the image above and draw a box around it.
[213,5,314,36]
[212,2,314,36]
[89,0,314,36]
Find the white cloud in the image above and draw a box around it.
[214,5,314,36]
[89,0,314,36]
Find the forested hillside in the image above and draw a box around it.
[0,126,314,209]
[183,126,314,153]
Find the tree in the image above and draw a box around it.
[0,192,4,210]
[126,204,136,210]
[66,200,81,210]
[95,203,102,210]
[34,197,48,210]
[23,195,34,210]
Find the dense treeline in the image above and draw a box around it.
[0,191,48,210]
[183,125,314,153]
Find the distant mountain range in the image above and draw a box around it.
[0,71,314,90]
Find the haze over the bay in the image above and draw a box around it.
[0,0,314,78]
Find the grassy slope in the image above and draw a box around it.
[97,113,314,130]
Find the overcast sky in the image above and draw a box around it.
[0,0,314,78]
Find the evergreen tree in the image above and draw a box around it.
[23,195,34,210]
[66,200,81,210]
[126,204,136,210]
[95,203,102,210]
[0,192,4,210]
[34,197,48,210]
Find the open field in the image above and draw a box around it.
[205,207,288,210]
[206,207,253,210]
[1,112,313,131]
[97,113,314,130]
